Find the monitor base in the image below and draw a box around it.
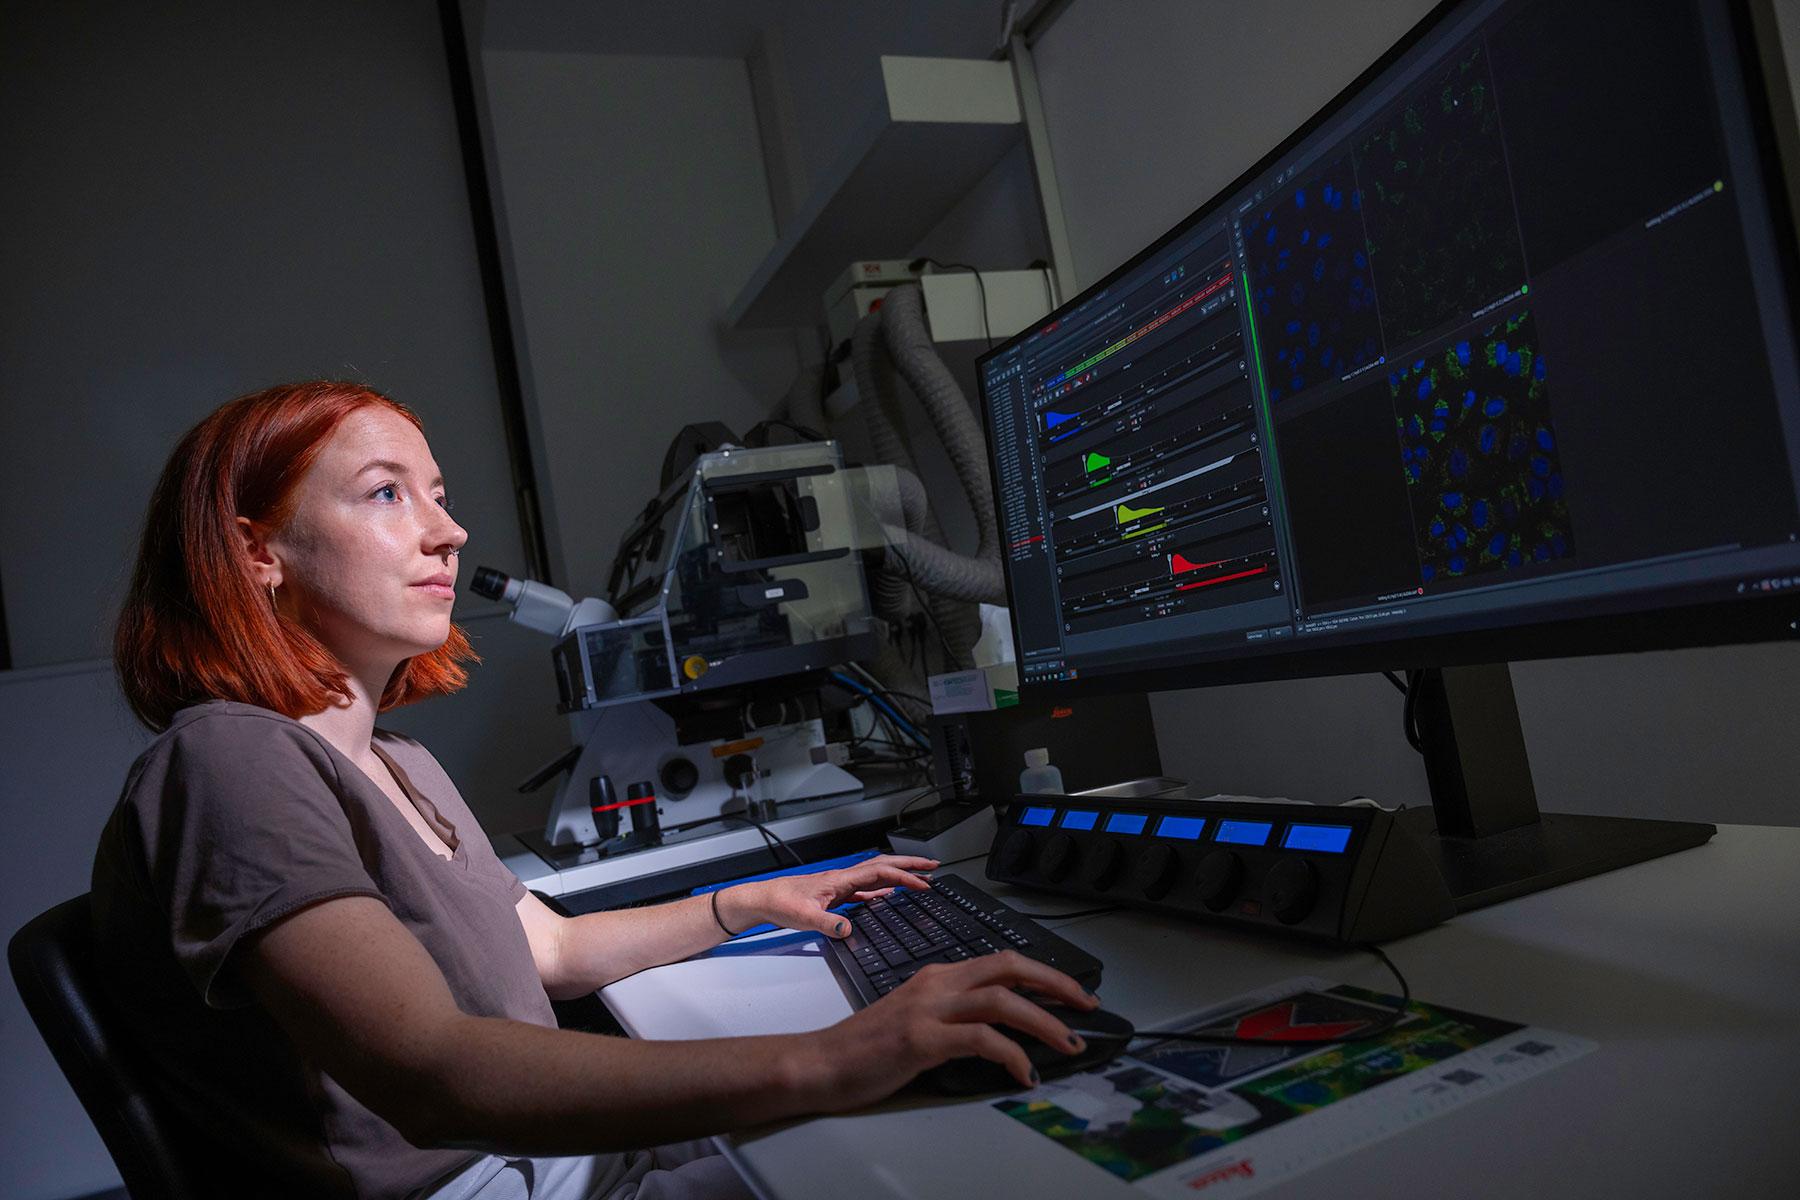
[1395,806,1716,913]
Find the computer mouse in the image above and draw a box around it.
[920,1004,1137,1096]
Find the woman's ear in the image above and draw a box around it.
[236,515,282,589]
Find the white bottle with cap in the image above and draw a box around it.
[1018,747,1065,795]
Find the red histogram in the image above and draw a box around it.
[1175,565,1270,592]
[1170,552,1228,574]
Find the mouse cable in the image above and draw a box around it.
[1011,904,1121,921]
[1127,942,1412,1047]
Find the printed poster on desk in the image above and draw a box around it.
[991,976,1594,1198]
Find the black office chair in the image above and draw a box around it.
[8,893,224,1200]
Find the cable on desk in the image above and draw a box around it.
[1011,905,1121,921]
[1128,942,1413,1047]
[726,813,806,868]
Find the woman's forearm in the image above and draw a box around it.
[421,1013,834,1154]
[549,887,758,997]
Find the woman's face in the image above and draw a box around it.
[263,405,468,674]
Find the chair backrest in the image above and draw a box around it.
[8,893,220,1200]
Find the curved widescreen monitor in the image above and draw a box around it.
[979,0,1800,695]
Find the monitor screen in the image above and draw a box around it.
[979,0,1800,692]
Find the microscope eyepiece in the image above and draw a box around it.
[470,566,509,601]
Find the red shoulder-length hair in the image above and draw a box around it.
[116,381,479,731]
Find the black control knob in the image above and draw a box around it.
[1195,850,1245,912]
[1040,833,1077,882]
[659,757,699,796]
[1081,839,1125,890]
[1131,844,1180,900]
[998,829,1036,875]
[1265,857,1320,925]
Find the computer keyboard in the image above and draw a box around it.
[824,873,1104,1008]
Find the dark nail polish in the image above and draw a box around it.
[1029,1068,1040,1084]
[1068,1033,1082,1049]
[837,920,848,935]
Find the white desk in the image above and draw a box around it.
[601,825,1800,1198]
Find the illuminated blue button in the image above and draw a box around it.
[1214,819,1273,846]
[1282,823,1353,853]
[1061,810,1099,831]
[1019,806,1055,827]
[1156,816,1207,840]
[1104,812,1148,836]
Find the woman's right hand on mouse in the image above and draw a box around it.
[800,950,1099,1110]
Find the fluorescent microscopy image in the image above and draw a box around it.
[1356,40,1526,344]
[1390,308,1572,583]
[1241,155,1382,404]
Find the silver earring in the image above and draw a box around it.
[267,582,278,607]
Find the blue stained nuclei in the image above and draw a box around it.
[1503,350,1523,376]
[1300,228,1311,244]
[1455,341,1471,365]
[1421,563,1437,581]
[1483,397,1507,418]
[1488,532,1508,557]
[1285,320,1301,335]
[1536,427,1554,451]
[1412,358,1426,371]
[1417,377,1433,400]
[1444,491,1463,510]
[1464,389,1478,410]
[1429,517,1445,537]
[1507,548,1523,567]
[1353,250,1368,268]
[1530,454,1551,478]
[1317,234,1333,249]
[1533,357,1546,380]
[1478,425,1498,454]
[1471,499,1489,528]
[1449,554,1467,573]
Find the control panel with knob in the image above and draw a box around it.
[985,795,1455,943]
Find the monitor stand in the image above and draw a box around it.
[1395,663,1715,912]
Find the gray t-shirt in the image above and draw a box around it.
[90,700,558,1200]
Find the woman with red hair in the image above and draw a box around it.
[91,381,1097,1200]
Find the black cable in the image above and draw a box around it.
[888,546,964,671]
[894,782,958,825]
[726,813,805,868]
[909,257,992,348]
[1130,942,1412,1047]
[1011,904,1120,920]
[745,416,827,445]
[1402,669,1424,755]
[1381,670,1408,695]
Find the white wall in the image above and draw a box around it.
[0,0,526,670]
[479,50,802,599]
[1031,0,1800,826]
[0,4,567,1197]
